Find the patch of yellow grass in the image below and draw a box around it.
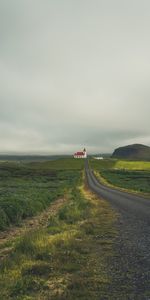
[115,160,150,170]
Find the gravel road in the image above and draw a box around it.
[85,160,150,299]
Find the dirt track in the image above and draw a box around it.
[0,198,66,260]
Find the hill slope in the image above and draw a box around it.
[112,144,150,160]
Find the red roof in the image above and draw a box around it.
[74,152,84,155]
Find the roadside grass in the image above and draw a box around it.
[90,158,150,171]
[115,160,150,170]
[0,175,117,300]
[90,159,150,196]
[0,159,83,230]
[101,169,150,194]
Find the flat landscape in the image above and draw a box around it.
[1,1,150,299]
[0,158,117,300]
[0,157,150,299]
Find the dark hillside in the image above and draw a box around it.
[112,144,150,160]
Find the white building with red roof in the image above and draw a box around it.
[74,148,87,158]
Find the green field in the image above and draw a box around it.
[1,157,149,298]
[90,159,150,195]
[27,158,85,170]
[0,159,84,230]
[0,158,117,299]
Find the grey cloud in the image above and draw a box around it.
[0,0,150,154]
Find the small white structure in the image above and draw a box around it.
[74,148,87,159]
[94,156,104,160]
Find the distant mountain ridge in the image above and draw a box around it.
[112,144,150,160]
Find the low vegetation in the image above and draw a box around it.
[0,164,117,299]
[99,169,150,194]
[90,158,150,195]
[91,158,150,171]
[0,156,149,298]
[27,158,85,170]
[0,159,84,230]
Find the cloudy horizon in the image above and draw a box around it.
[0,0,150,155]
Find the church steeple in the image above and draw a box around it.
[83,148,87,158]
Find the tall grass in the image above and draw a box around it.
[0,159,83,230]
[0,176,117,300]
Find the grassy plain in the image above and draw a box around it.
[90,158,150,195]
[27,158,85,170]
[0,158,117,299]
[0,159,84,230]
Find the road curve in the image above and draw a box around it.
[85,160,150,223]
[85,159,150,298]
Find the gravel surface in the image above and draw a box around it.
[85,161,150,299]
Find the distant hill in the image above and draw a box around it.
[112,144,150,161]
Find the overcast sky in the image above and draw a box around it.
[0,0,150,154]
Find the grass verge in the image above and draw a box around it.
[0,175,117,300]
[90,159,150,197]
